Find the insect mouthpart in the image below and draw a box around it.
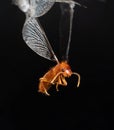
[65,69,70,73]
[61,68,72,77]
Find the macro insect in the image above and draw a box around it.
[13,0,85,96]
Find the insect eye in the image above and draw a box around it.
[61,68,65,72]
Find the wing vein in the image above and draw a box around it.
[22,17,58,62]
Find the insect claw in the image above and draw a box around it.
[44,90,50,96]
[38,86,50,96]
[56,84,59,91]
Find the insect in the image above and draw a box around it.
[13,0,85,95]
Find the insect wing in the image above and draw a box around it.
[29,0,54,17]
[12,0,30,13]
[22,17,58,62]
[59,3,75,61]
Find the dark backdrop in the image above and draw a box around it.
[0,0,113,130]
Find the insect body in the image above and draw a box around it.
[13,0,84,95]
[39,61,80,96]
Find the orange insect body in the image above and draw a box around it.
[38,61,80,96]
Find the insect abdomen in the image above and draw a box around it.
[38,66,58,95]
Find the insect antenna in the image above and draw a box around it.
[72,72,81,87]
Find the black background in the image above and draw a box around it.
[0,0,114,130]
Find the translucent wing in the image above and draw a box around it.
[59,3,75,61]
[12,0,30,13]
[59,1,86,61]
[29,0,54,17]
[12,0,54,17]
[22,17,58,62]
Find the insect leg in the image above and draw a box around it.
[44,89,50,96]
[60,75,67,86]
[40,77,54,84]
[39,78,52,96]
[38,86,50,96]
[50,72,63,84]
[55,75,63,91]
[53,75,68,91]
[72,72,81,87]
[56,75,67,91]
[56,83,59,91]
[50,72,67,91]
